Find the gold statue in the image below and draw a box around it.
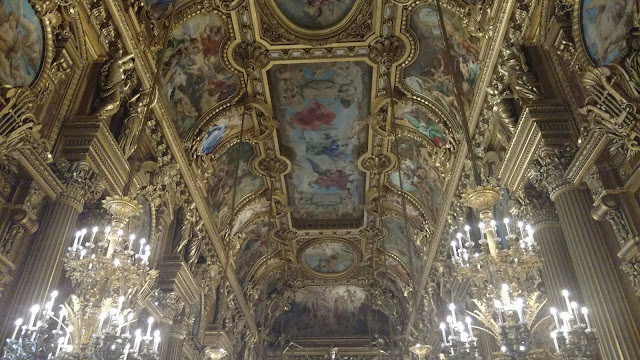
[95,53,136,119]
[118,89,157,159]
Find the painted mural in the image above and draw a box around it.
[274,0,357,30]
[389,136,445,221]
[0,0,44,87]
[273,286,389,337]
[386,257,410,284]
[231,200,270,236]
[386,192,424,228]
[162,12,239,138]
[205,142,262,227]
[235,219,276,284]
[144,0,179,18]
[200,107,249,155]
[302,241,357,274]
[395,103,448,147]
[382,217,422,279]
[129,196,152,243]
[404,4,480,118]
[270,62,370,224]
[581,0,634,66]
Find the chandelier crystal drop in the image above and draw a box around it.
[3,196,160,360]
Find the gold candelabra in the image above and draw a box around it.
[3,195,160,359]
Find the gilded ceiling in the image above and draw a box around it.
[147,0,498,344]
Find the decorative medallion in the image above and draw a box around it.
[0,0,45,87]
[580,0,635,66]
[301,239,358,276]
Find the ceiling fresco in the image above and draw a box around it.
[166,0,490,348]
[0,0,44,87]
[161,11,240,138]
[301,240,358,275]
[580,0,634,66]
[273,0,358,30]
[402,2,481,121]
[272,286,390,338]
[204,141,262,228]
[269,61,371,227]
[389,135,446,222]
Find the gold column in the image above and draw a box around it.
[3,161,102,326]
[531,150,640,359]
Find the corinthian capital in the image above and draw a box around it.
[53,160,104,210]
[528,145,576,198]
[511,188,558,228]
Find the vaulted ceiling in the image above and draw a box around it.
[150,0,514,346]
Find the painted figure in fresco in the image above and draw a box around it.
[200,23,225,59]
[584,0,632,64]
[307,157,354,193]
[397,107,446,147]
[305,133,352,161]
[291,99,336,139]
[0,0,42,86]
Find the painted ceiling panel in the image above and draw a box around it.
[383,216,422,282]
[389,136,446,222]
[235,219,277,285]
[161,12,240,138]
[272,286,389,338]
[205,141,262,228]
[403,3,480,120]
[269,61,371,227]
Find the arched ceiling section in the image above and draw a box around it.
[199,141,263,231]
[161,9,241,139]
[400,1,482,124]
[151,0,498,349]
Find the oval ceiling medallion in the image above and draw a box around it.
[273,0,357,30]
[0,0,45,87]
[302,240,358,276]
[580,0,634,66]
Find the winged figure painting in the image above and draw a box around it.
[306,157,354,194]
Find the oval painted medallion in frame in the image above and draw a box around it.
[0,0,45,87]
[580,0,635,66]
[273,0,357,30]
[301,240,358,276]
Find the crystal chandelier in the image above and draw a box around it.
[3,196,160,360]
[437,303,480,360]
[549,290,598,359]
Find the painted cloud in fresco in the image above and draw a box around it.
[581,0,634,66]
[274,0,357,30]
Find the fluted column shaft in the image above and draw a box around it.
[552,186,640,359]
[532,222,580,307]
[5,195,81,317]
[477,330,500,360]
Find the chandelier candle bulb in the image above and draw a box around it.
[517,221,524,237]
[11,318,23,340]
[581,307,591,330]
[457,232,463,249]
[28,304,40,328]
[146,317,154,337]
[551,331,560,353]
[56,337,65,356]
[571,302,581,325]
[126,313,134,336]
[79,228,87,247]
[495,300,504,325]
[152,330,161,352]
[88,226,98,246]
[464,225,471,242]
[31,321,41,341]
[515,298,524,323]
[504,218,511,235]
[57,307,66,332]
[449,303,457,324]
[465,317,474,339]
[133,329,142,352]
[550,307,560,330]
[440,323,447,344]
[139,238,146,256]
[561,290,571,313]
[117,296,125,315]
[72,230,81,250]
[98,312,108,333]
